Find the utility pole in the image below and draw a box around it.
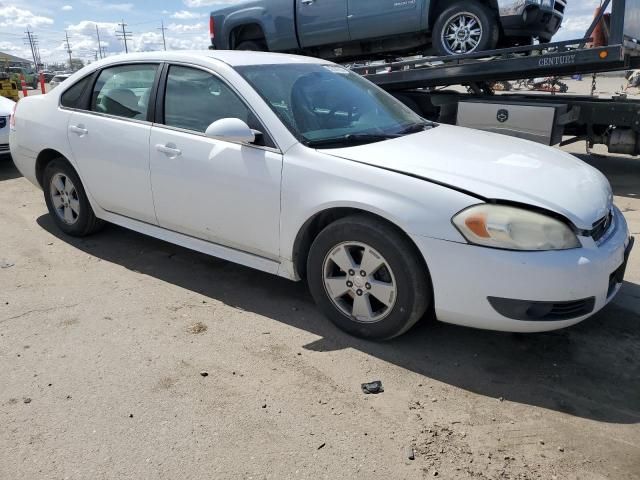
[158,20,167,51]
[116,20,132,54]
[64,31,73,70]
[95,24,103,59]
[24,29,41,70]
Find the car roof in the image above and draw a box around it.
[92,50,328,68]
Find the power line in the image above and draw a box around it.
[158,20,167,51]
[24,28,41,68]
[64,31,73,69]
[116,20,132,54]
[95,24,104,59]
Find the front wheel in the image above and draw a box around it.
[307,216,432,340]
[432,1,499,56]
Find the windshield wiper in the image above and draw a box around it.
[398,121,437,135]
[304,132,400,148]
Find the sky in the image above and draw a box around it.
[0,0,605,66]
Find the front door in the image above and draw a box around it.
[149,65,282,260]
[347,0,423,40]
[296,0,350,48]
[66,63,159,224]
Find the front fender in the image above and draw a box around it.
[279,145,477,271]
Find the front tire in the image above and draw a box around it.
[432,1,499,56]
[307,215,432,340]
[43,158,104,237]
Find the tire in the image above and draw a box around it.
[43,158,104,237]
[235,40,267,51]
[307,215,432,340]
[432,1,499,56]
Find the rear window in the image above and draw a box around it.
[60,75,93,109]
[90,64,158,121]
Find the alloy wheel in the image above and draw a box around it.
[441,12,483,54]
[50,173,80,225]
[322,242,397,323]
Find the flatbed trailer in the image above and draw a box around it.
[352,0,640,156]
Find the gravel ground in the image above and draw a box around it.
[1,83,639,479]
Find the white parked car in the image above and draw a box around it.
[49,74,71,90]
[0,95,15,156]
[10,51,634,339]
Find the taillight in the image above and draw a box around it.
[9,102,16,130]
[209,17,215,40]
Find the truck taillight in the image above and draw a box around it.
[209,17,215,39]
[9,102,16,130]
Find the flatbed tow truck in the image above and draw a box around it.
[352,0,640,156]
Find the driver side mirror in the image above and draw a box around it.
[205,118,260,144]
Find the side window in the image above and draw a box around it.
[60,75,93,109]
[164,65,274,147]
[90,64,158,120]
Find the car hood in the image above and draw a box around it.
[322,125,612,230]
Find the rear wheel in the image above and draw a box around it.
[433,1,499,56]
[235,40,267,51]
[43,158,104,237]
[307,215,432,340]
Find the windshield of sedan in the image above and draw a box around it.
[236,63,433,148]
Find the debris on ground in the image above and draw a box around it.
[317,442,326,450]
[187,322,208,334]
[199,371,209,377]
[23,397,31,404]
[406,446,415,460]
[0,260,14,269]
[361,380,384,394]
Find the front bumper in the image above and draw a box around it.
[501,5,564,41]
[412,207,633,333]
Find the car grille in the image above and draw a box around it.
[589,210,614,243]
[544,298,595,320]
[554,0,566,16]
[488,296,596,321]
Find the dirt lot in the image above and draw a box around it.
[1,144,639,478]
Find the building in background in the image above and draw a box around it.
[0,52,33,69]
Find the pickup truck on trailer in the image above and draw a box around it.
[209,0,566,60]
[354,0,640,156]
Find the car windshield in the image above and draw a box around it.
[236,63,432,148]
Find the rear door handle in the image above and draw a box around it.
[69,125,88,136]
[155,143,182,157]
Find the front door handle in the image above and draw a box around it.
[301,0,314,5]
[69,125,88,136]
[155,143,182,157]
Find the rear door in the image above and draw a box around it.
[347,0,423,40]
[66,63,159,224]
[296,0,350,47]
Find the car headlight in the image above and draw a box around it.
[452,204,580,251]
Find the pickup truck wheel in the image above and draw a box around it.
[433,1,499,56]
[43,158,104,237]
[236,40,267,51]
[307,215,432,340]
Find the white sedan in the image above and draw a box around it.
[10,51,634,339]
